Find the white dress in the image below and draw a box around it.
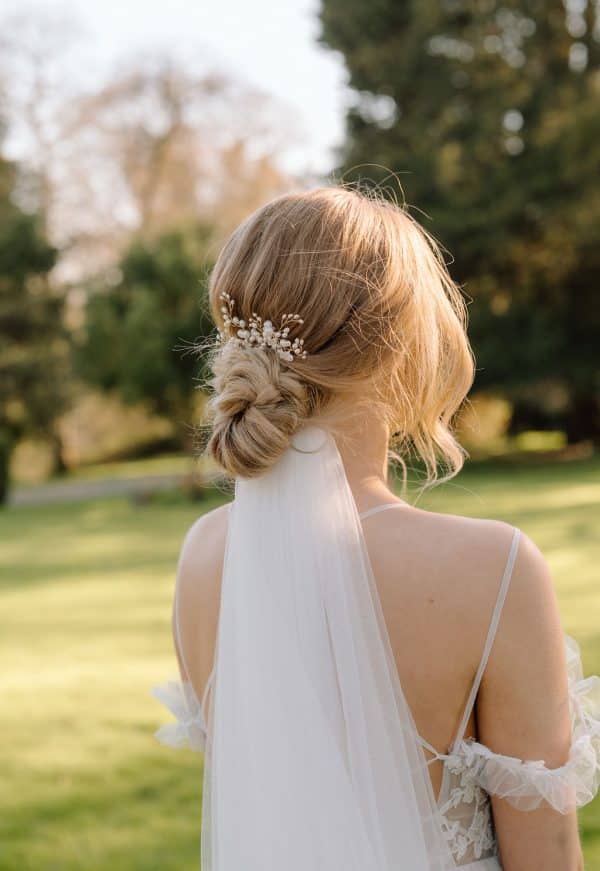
[152,435,600,870]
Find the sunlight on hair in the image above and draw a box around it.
[203,184,475,487]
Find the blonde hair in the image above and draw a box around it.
[206,186,474,483]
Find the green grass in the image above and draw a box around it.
[14,453,194,489]
[0,457,599,869]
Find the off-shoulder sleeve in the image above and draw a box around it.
[452,635,600,813]
[150,678,207,752]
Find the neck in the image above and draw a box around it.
[336,410,403,514]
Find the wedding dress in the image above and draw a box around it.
[152,427,600,869]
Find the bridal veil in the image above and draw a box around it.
[197,425,454,870]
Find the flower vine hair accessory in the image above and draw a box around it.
[216,291,308,362]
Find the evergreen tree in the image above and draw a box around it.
[320,0,600,440]
[75,224,215,448]
[0,148,62,503]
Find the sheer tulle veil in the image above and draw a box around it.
[201,425,455,870]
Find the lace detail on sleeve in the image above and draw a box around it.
[453,634,600,813]
[151,678,207,752]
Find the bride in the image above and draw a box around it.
[152,186,599,870]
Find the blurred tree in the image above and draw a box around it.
[320,0,600,441]
[66,60,293,246]
[0,7,81,226]
[75,224,215,449]
[0,12,294,280]
[0,148,66,504]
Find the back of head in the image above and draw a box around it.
[206,186,474,482]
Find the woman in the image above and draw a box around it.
[153,187,599,870]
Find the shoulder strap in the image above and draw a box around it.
[359,502,405,521]
[451,526,521,750]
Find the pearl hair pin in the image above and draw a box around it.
[216,291,308,362]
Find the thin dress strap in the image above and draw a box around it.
[359,502,405,521]
[451,526,522,751]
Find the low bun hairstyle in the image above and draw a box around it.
[208,342,310,478]
[206,185,475,483]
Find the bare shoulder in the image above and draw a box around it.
[172,503,230,691]
[421,513,565,712]
[406,508,569,758]
[414,507,517,567]
[424,511,563,673]
[367,505,520,618]
[177,502,230,602]
[454,527,576,866]
[403,508,559,658]
[478,524,569,762]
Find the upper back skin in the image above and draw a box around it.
[173,498,568,791]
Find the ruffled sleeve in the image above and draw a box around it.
[452,634,600,813]
[150,679,207,752]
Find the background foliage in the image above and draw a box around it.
[320,0,600,441]
[0,146,65,502]
[75,225,215,449]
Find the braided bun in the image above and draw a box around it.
[207,342,310,478]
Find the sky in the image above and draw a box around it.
[4,0,350,174]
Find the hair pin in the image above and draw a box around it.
[216,291,308,362]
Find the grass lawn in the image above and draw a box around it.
[1,456,598,870]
